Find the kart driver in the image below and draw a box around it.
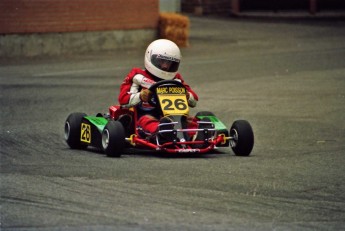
[118,39,199,139]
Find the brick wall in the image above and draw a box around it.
[0,0,159,34]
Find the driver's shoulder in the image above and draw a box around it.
[128,67,148,76]
[173,73,185,82]
[127,68,152,82]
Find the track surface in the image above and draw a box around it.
[1,17,345,231]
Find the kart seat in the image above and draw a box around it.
[118,114,134,136]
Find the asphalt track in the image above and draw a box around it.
[1,16,345,231]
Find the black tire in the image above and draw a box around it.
[230,120,254,156]
[195,111,215,117]
[64,112,87,149]
[102,121,125,157]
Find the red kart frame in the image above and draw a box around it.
[108,105,227,154]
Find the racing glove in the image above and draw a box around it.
[187,92,197,107]
[140,89,152,102]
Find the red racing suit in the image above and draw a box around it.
[118,68,199,135]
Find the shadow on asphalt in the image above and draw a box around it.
[82,146,233,159]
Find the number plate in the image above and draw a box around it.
[80,123,91,143]
[157,86,189,116]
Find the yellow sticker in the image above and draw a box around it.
[80,123,91,143]
[157,94,189,116]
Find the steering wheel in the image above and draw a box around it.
[148,80,186,107]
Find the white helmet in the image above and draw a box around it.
[144,39,181,80]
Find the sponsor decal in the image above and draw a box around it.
[157,54,180,63]
[168,87,185,94]
[157,87,168,94]
[141,77,155,89]
[157,87,186,95]
[142,77,155,84]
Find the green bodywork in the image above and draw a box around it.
[85,116,108,132]
[196,115,227,130]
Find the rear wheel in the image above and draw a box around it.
[64,112,87,149]
[102,121,125,157]
[230,120,254,156]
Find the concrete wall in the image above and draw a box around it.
[0,0,159,57]
[160,0,181,12]
[0,29,156,57]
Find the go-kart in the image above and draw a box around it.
[64,80,254,157]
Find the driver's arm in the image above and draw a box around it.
[187,92,197,108]
[173,75,198,108]
[118,74,155,107]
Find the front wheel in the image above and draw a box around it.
[230,120,254,156]
[102,121,125,157]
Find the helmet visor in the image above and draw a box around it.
[151,54,180,73]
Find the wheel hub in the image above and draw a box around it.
[229,129,239,148]
[102,129,110,149]
[64,122,71,141]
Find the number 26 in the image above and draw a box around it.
[162,99,187,111]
